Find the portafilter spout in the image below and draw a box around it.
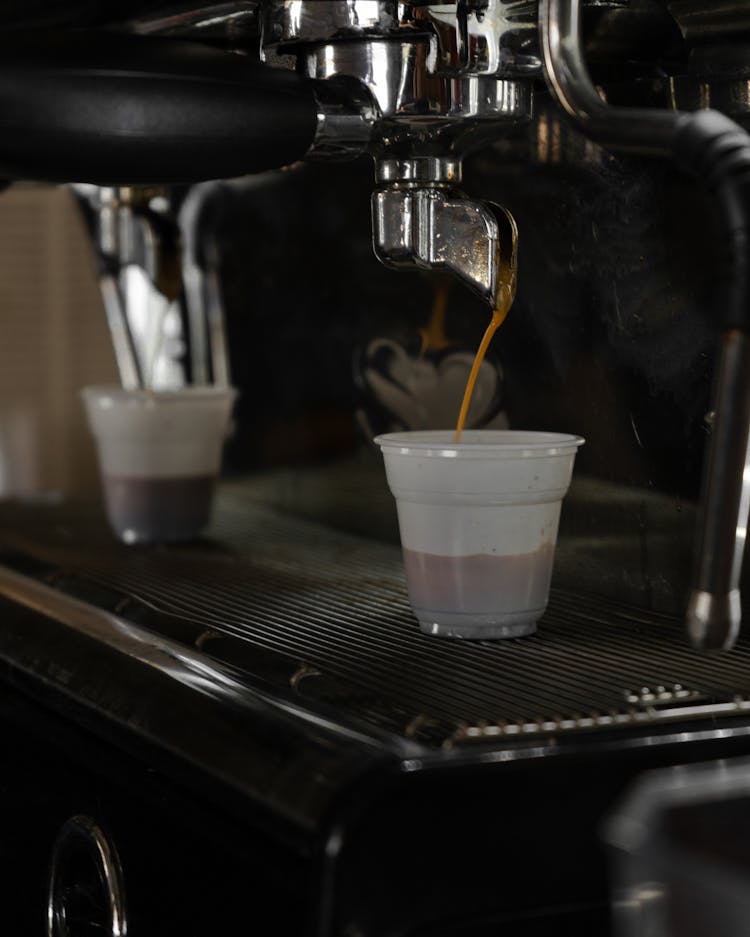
[372,158,516,309]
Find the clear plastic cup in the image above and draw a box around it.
[375,430,584,639]
[82,385,237,544]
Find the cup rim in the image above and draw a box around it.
[374,429,585,454]
[81,384,238,406]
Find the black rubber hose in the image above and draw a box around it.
[0,1,161,29]
[675,111,750,331]
[0,30,320,185]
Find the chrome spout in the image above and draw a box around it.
[371,158,513,308]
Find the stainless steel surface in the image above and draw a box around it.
[263,0,540,78]
[305,35,398,92]
[688,330,750,650]
[307,78,377,161]
[47,815,128,937]
[687,590,742,652]
[262,1,400,46]
[375,157,461,183]
[302,38,532,132]
[413,0,540,77]
[6,488,750,750]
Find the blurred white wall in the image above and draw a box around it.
[0,185,118,497]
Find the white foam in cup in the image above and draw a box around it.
[375,430,585,639]
[82,385,237,544]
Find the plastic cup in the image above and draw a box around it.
[375,430,584,639]
[82,385,237,544]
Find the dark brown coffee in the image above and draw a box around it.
[103,474,215,543]
[402,543,555,614]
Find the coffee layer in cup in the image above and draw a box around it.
[402,542,555,617]
[103,474,215,543]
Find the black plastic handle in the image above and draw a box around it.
[0,30,319,184]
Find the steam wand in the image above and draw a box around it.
[541,0,750,651]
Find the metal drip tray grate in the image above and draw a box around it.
[1,485,750,749]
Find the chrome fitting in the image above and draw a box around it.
[306,77,377,160]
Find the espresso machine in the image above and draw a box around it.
[3,2,750,935]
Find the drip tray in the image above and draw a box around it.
[0,484,749,750]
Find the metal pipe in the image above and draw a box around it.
[539,0,686,155]
[99,273,144,391]
[687,331,750,650]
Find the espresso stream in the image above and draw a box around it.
[453,298,512,442]
[454,207,518,442]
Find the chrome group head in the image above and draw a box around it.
[261,1,538,306]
